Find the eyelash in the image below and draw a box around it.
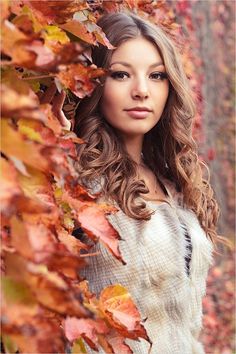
[110,71,168,81]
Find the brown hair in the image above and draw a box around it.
[75,11,221,246]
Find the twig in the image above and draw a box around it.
[22,74,55,80]
[80,251,100,258]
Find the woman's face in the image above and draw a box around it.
[100,36,169,139]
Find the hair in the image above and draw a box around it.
[75,11,222,247]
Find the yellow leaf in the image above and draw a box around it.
[43,25,70,44]
[18,119,44,143]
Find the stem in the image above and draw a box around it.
[22,74,55,80]
[80,251,100,258]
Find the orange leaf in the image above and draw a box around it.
[4,252,89,317]
[56,63,105,98]
[60,193,124,264]
[0,158,22,212]
[1,84,40,120]
[2,314,66,354]
[106,331,133,354]
[61,20,95,44]
[40,103,62,135]
[0,0,10,22]
[0,158,52,217]
[99,285,149,341]
[64,317,109,349]
[57,227,90,255]
[1,120,49,172]
[26,0,88,25]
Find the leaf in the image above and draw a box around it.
[1,119,49,171]
[57,227,90,255]
[56,63,105,98]
[71,337,87,354]
[60,192,124,263]
[61,19,115,49]
[1,19,28,56]
[4,252,90,317]
[64,317,109,350]
[0,158,54,218]
[106,331,133,354]
[40,103,62,135]
[0,0,10,22]
[61,20,95,44]
[18,165,55,207]
[2,314,67,354]
[25,0,89,25]
[0,158,22,212]
[18,118,57,145]
[43,25,70,45]
[1,334,18,354]
[1,84,40,120]
[77,205,125,264]
[99,285,149,341]
[2,276,35,305]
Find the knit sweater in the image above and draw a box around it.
[80,177,214,354]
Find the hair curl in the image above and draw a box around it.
[75,11,223,247]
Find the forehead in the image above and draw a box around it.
[110,36,162,66]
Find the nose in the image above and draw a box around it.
[131,77,149,100]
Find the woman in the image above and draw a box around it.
[75,11,219,354]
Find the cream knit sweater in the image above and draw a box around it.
[80,177,214,354]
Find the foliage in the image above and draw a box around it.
[1,0,234,353]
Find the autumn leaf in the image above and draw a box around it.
[4,252,90,317]
[60,191,124,263]
[56,63,105,98]
[64,317,109,350]
[61,20,95,44]
[39,103,63,135]
[25,0,89,25]
[0,158,52,218]
[106,331,133,354]
[57,227,90,255]
[0,0,10,22]
[99,285,149,341]
[0,158,22,212]
[2,314,67,354]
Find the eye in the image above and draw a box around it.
[110,71,129,80]
[150,72,168,81]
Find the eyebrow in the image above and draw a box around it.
[109,61,164,68]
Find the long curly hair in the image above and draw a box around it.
[75,12,222,246]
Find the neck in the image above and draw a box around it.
[122,134,144,165]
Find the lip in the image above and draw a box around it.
[125,106,152,112]
[124,106,152,119]
[125,110,150,119]
[124,107,152,119]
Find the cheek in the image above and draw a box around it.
[100,84,122,114]
[156,85,169,108]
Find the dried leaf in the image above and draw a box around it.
[4,252,89,317]
[99,285,149,341]
[56,63,105,98]
[26,0,89,25]
[1,120,49,172]
[61,20,95,44]
[0,158,22,212]
[64,317,109,350]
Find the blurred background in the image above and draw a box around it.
[173,1,235,352]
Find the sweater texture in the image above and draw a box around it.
[80,177,214,354]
